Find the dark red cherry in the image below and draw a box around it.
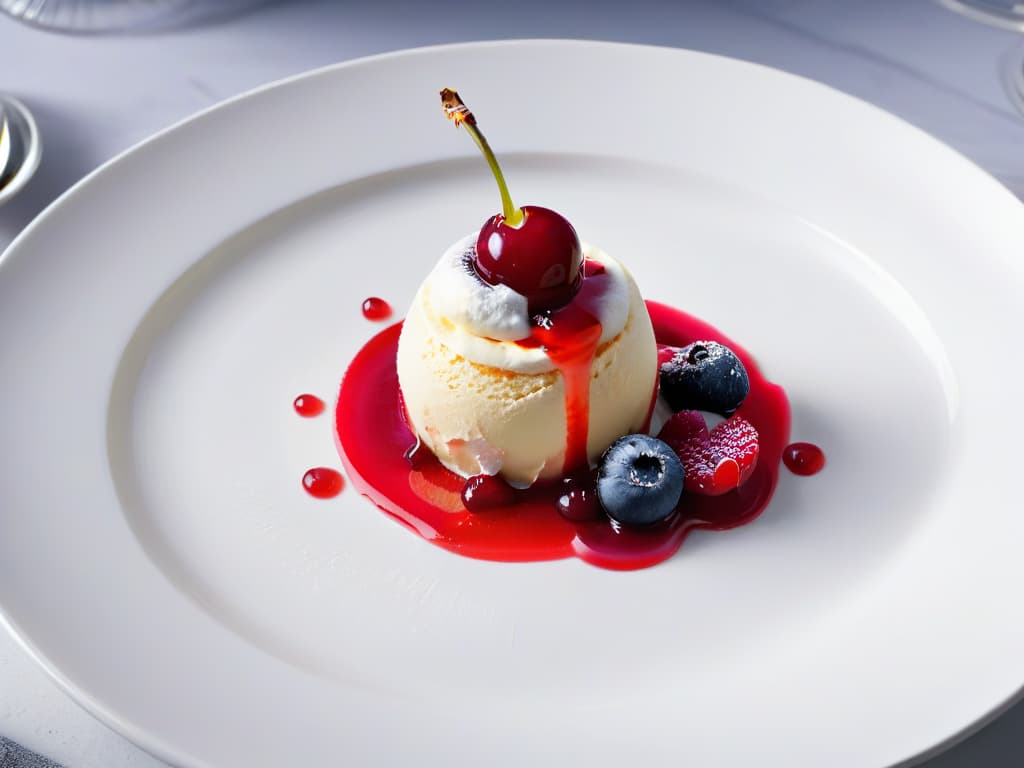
[474,205,583,313]
[462,473,517,512]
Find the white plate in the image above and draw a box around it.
[1,41,1023,768]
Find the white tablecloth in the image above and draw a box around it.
[1,1,1023,765]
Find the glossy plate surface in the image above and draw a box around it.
[1,41,1023,768]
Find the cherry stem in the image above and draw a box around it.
[440,88,524,227]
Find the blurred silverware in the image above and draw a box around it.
[0,103,11,184]
[0,95,42,207]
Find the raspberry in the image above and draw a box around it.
[658,410,759,495]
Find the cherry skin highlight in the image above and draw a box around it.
[474,205,583,313]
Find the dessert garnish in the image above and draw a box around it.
[555,472,603,521]
[321,89,824,569]
[394,89,657,487]
[441,88,582,313]
[658,410,759,495]
[461,473,517,512]
[596,435,684,525]
[659,340,750,416]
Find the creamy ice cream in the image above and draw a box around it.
[397,233,657,487]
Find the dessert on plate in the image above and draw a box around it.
[328,89,815,570]
[396,207,657,489]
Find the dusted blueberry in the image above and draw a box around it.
[596,435,684,526]
[659,341,749,415]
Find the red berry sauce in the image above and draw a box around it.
[302,467,344,499]
[783,442,825,476]
[335,301,791,570]
[514,267,606,475]
[361,297,393,322]
[293,394,325,418]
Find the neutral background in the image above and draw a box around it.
[1,1,1023,766]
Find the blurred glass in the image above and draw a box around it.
[0,0,275,34]
[1006,40,1024,122]
[938,0,1024,31]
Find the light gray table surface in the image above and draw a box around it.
[1,1,1023,766]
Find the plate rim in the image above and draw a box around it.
[5,37,1023,270]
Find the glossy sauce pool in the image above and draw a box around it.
[335,301,791,570]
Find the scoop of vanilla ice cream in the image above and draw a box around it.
[397,234,657,487]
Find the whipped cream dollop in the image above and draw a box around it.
[429,234,532,341]
[415,232,631,373]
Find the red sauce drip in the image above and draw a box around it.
[293,394,325,418]
[361,297,393,322]
[514,266,606,473]
[657,344,677,368]
[335,301,791,570]
[520,311,602,472]
[302,467,344,499]
[783,442,825,476]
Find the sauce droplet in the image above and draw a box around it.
[293,394,325,417]
[362,297,393,321]
[782,442,825,476]
[302,467,344,498]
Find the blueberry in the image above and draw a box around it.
[659,341,749,415]
[596,435,684,526]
